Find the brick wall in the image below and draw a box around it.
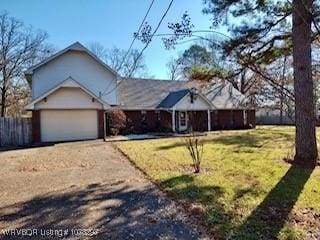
[211,109,254,130]
[188,111,208,131]
[160,111,172,132]
[122,109,256,134]
[218,110,233,129]
[233,110,244,129]
[123,110,163,133]
[32,110,41,143]
[211,111,218,130]
[247,109,256,128]
[98,110,105,138]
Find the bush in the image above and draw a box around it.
[107,108,127,136]
[183,132,204,173]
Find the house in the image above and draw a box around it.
[118,79,255,133]
[25,42,255,143]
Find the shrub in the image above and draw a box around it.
[183,132,204,173]
[107,108,127,136]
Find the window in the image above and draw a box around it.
[214,110,219,127]
[155,110,160,121]
[180,112,186,126]
[244,110,248,125]
[231,110,234,126]
[141,110,147,128]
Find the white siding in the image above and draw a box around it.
[175,94,211,110]
[40,110,98,142]
[35,87,103,109]
[32,51,117,105]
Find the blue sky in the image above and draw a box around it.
[2,0,217,79]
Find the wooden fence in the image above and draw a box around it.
[0,118,32,147]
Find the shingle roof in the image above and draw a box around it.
[157,89,190,108]
[118,78,247,110]
[204,82,247,109]
[118,78,197,110]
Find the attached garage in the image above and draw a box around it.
[40,110,98,142]
[26,78,110,143]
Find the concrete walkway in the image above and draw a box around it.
[104,134,159,142]
[104,132,208,142]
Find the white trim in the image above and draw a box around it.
[207,109,211,131]
[178,111,188,131]
[172,109,176,132]
[172,92,215,110]
[25,77,110,110]
[243,109,248,125]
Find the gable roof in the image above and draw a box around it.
[204,82,248,109]
[118,78,248,110]
[118,78,198,110]
[157,89,190,108]
[25,77,110,110]
[25,42,118,79]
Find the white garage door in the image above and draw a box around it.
[41,110,98,142]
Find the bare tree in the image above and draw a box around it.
[88,41,108,60]
[0,12,51,117]
[88,42,148,78]
[166,57,182,80]
[6,80,30,117]
[183,132,204,173]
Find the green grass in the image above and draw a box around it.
[115,126,320,239]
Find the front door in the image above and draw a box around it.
[178,111,188,131]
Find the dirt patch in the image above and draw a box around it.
[289,208,320,239]
[178,164,213,174]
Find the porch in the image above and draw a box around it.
[171,110,211,133]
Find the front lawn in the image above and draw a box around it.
[116,126,320,240]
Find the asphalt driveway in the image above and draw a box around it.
[0,141,206,240]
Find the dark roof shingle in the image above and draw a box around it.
[157,89,190,108]
[118,78,247,110]
[118,78,197,109]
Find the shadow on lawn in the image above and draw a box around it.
[160,175,232,237]
[157,131,294,151]
[0,182,199,240]
[231,165,314,239]
[0,142,55,152]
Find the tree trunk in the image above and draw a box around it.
[1,65,7,117]
[292,0,318,166]
[0,88,5,117]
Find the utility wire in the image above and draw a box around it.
[127,0,174,79]
[103,0,174,96]
[118,0,156,71]
[101,0,156,96]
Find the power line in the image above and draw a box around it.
[119,0,156,70]
[101,0,156,95]
[127,0,174,78]
[103,0,175,96]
